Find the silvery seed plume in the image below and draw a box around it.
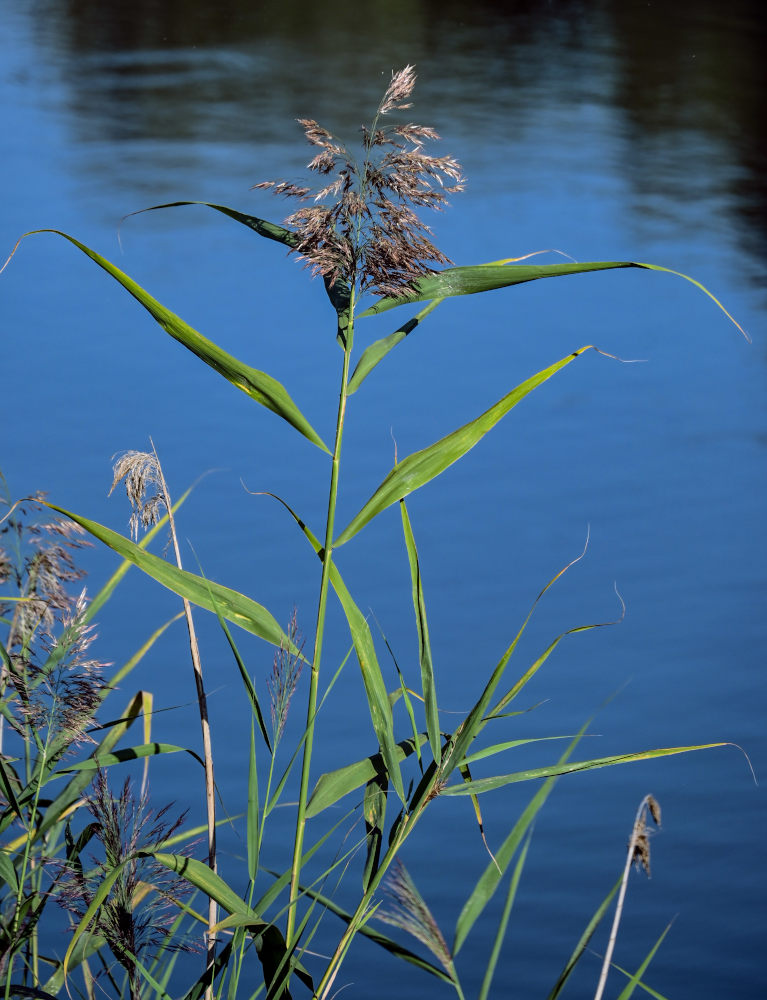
[110,450,166,542]
[1,505,106,753]
[268,608,304,743]
[56,770,195,1000]
[376,860,455,976]
[253,64,465,300]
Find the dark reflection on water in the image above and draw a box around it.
[22,0,767,281]
[3,1,766,998]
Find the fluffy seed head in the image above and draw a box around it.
[253,65,465,301]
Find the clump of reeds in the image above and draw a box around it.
[56,770,192,1000]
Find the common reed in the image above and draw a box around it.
[0,64,747,1000]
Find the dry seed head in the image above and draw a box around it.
[253,65,465,301]
[379,64,417,114]
[631,795,661,876]
[376,860,454,974]
[110,451,166,542]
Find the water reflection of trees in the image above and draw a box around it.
[27,0,766,268]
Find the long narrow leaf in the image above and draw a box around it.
[614,922,674,1000]
[477,833,531,1000]
[348,299,442,393]
[12,230,329,451]
[546,876,622,1000]
[252,491,404,802]
[335,347,592,547]
[127,200,352,314]
[52,742,202,776]
[454,726,588,954]
[306,734,428,818]
[37,501,298,650]
[359,260,749,340]
[440,744,726,797]
[400,501,440,762]
[360,261,640,316]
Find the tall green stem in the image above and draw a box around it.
[286,298,355,947]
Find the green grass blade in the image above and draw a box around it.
[614,922,674,1000]
[306,734,428,818]
[15,230,329,452]
[359,261,640,316]
[206,587,272,752]
[148,852,265,923]
[247,720,260,883]
[348,299,442,393]
[335,347,593,547]
[477,833,531,1000]
[126,200,352,315]
[52,742,203,776]
[37,501,298,649]
[610,963,670,1000]
[125,201,299,248]
[459,735,574,767]
[546,876,622,1000]
[440,744,726,797]
[454,726,588,954]
[330,571,405,804]
[254,491,405,803]
[400,501,440,762]
[358,260,747,339]
[362,773,388,892]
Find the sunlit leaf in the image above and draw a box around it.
[400,501,440,762]
[359,260,749,341]
[12,230,329,451]
[336,347,592,547]
[440,744,726,797]
[38,501,299,650]
[306,734,428,818]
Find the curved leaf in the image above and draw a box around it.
[16,230,329,452]
[335,347,592,547]
[348,299,442,394]
[53,742,203,775]
[125,201,300,249]
[128,201,352,315]
[306,734,428,818]
[254,492,405,803]
[359,260,749,340]
[440,744,726,797]
[400,501,440,762]
[359,261,639,316]
[38,501,298,650]
[454,727,588,955]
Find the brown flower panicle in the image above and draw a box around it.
[253,65,464,300]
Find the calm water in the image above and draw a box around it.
[2,1,765,997]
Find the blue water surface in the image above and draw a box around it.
[2,2,765,997]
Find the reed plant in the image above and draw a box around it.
[0,66,747,1000]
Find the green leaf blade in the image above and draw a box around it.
[39,502,297,649]
[359,261,640,317]
[21,230,329,452]
[400,501,440,762]
[335,347,591,547]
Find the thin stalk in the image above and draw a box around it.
[4,723,54,1000]
[149,442,217,1000]
[594,795,659,1000]
[286,300,355,948]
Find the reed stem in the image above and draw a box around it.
[286,300,355,948]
